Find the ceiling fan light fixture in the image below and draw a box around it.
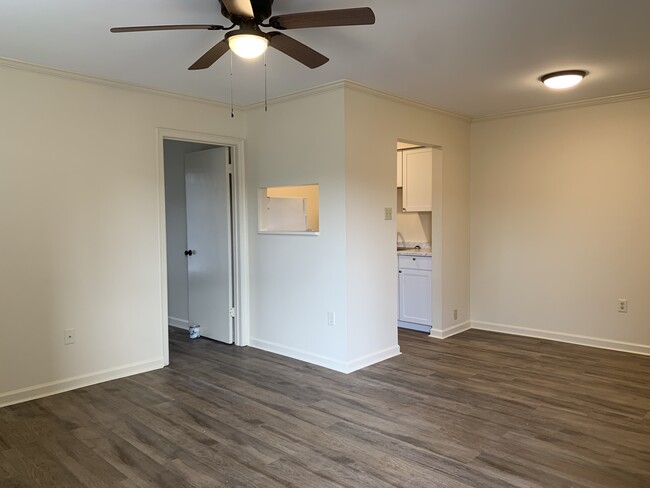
[228,33,268,59]
[540,70,588,89]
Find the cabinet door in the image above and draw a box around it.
[402,147,432,211]
[398,268,432,325]
[396,150,403,188]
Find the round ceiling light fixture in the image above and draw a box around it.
[226,31,269,59]
[540,70,588,89]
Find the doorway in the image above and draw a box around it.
[396,140,443,336]
[157,129,249,365]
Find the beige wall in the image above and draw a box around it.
[245,88,351,369]
[344,86,471,354]
[471,97,650,350]
[0,61,245,405]
[0,62,471,401]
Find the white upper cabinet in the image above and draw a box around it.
[402,147,432,212]
[396,150,403,188]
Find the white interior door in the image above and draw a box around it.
[184,147,233,344]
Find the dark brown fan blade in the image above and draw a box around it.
[268,32,328,69]
[268,7,375,30]
[188,39,230,70]
[221,0,254,18]
[110,24,225,33]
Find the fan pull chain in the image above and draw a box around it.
[230,51,234,118]
[264,50,268,112]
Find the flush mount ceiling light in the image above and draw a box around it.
[225,30,269,59]
[540,70,588,89]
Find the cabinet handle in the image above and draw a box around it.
[412,257,416,261]
[398,270,402,273]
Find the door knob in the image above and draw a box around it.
[184,250,195,256]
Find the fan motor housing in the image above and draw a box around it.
[220,0,274,23]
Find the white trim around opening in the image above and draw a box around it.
[156,128,250,366]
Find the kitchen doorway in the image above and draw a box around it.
[396,140,443,336]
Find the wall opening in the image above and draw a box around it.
[258,184,320,234]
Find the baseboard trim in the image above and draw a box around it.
[249,338,400,374]
[0,359,164,408]
[169,316,189,329]
[430,321,472,339]
[250,338,349,373]
[346,346,401,374]
[471,321,650,356]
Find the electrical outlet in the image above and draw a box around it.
[64,328,75,345]
[327,311,336,326]
[453,309,458,321]
[618,299,628,313]
[384,208,392,220]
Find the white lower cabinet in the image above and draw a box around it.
[398,255,432,331]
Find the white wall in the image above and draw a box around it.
[244,88,351,370]
[163,140,215,327]
[344,85,471,355]
[0,57,474,405]
[0,60,244,406]
[245,84,471,370]
[471,97,650,352]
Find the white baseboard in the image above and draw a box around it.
[0,359,164,408]
[471,320,650,356]
[429,321,471,339]
[250,338,349,372]
[249,338,400,374]
[169,316,189,329]
[346,346,401,373]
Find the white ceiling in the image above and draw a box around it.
[2,0,649,118]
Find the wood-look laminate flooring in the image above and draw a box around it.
[1,328,649,487]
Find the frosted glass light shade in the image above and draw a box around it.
[228,34,268,59]
[540,70,587,89]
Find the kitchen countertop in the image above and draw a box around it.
[397,248,432,257]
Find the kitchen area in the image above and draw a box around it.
[396,142,436,333]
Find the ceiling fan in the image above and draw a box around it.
[111,0,375,70]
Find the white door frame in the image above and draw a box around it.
[156,128,249,366]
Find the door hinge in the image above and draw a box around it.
[229,308,236,318]
[227,164,233,174]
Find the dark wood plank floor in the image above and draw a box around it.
[1,328,649,487]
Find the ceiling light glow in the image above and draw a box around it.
[540,70,588,89]
[228,34,268,59]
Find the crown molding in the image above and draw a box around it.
[0,56,236,111]
[242,79,472,122]
[241,80,347,111]
[474,89,650,122]
[341,80,472,121]
[7,55,643,124]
